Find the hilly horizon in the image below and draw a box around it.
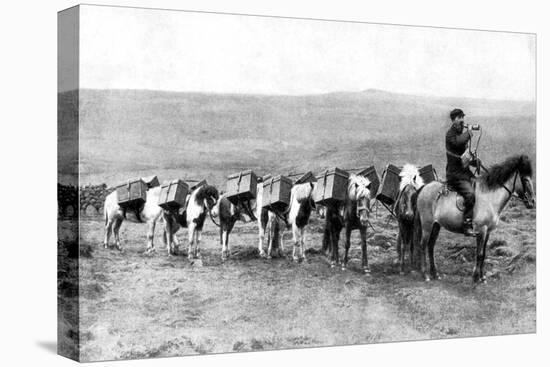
[58,88,536,187]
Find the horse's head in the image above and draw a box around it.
[349,174,372,227]
[197,185,219,211]
[397,183,418,222]
[515,155,535,209]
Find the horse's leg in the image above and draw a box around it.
[103,218,113,249]
[299,227,306,261]
[473,228,489,283]
[267,219,274,260]
[331,225,341,268]
[292,223,300,262]
[258,221,266,258]
[419,226,431,282]
[396,226,404,275]
[277,221,285,258]
[428,223,441,280]
[146,219,157,254]
[322,225,330,257]
[360,226,370,274]
[342,226,352,270]
[195,229,202,259]
[187,223,196,260]
[221,225,228,261]
[113,218,124,252]
[161,229,168,255]
[480,230,490,283]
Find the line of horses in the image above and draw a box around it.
[103,154,535,283]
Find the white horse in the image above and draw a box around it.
[415,155,535,283]
[257,181,318,261]
[162,184,219,260]
[103,186,173,252]
[256,183,287,259]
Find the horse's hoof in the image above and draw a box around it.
[423,275,431,282]
[433,274,442,281]
[364,268,371,275]
[267,255,273,260]
[399,271,405,276]
[341,265,347,271]
[293,256,299,262]
[259,251,267,258]
[330,263,336,269]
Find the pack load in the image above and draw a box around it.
[226,170,258,205]
[357,166,380,198]
[377,164,401,206]
[313,167,350,206]
[116,179,148,208]
[262,175,293,211]
[419,164,437,185]
[158,179,189,211]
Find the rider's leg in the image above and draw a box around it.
[454,179,476,236]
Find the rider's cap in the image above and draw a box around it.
[450,108,465,120]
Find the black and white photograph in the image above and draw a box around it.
[55,4,539,362]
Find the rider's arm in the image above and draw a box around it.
[447,130,471,147]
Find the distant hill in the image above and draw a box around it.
[58,89,535,187]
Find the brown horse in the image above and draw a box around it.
[321,174,373,272]
[414,155,535,283]
[394,164,424,274]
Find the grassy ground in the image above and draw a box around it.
[60,196,535,361]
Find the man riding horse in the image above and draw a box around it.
[445,108,478,237]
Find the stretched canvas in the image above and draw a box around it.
[58,4,536,362]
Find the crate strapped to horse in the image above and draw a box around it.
[262,175,293,212]
[313,167,350,206]
[158,179,189,212]
[115,179,148,222]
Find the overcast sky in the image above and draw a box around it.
[75,5,535,101]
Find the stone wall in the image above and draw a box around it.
[58,183,114,218]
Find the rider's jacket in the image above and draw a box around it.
[445,122,474,182]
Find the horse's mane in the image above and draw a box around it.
[399,164,424,191]
[194,184,219,204]
[348,173,371,200]
[291,182,316,203]
[481,154,533,189]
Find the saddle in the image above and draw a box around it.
[438,183,466,212]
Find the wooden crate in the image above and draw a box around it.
[293,171,317,185]
[377,164,402,206]
[357,166,380,197]
[142,175,160,188]
[419,164,437,184]
[226,170,258,205]
[158,179,189,211]
[313,167,350,206]
[262,175,293,211]
[116,179,148,208]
